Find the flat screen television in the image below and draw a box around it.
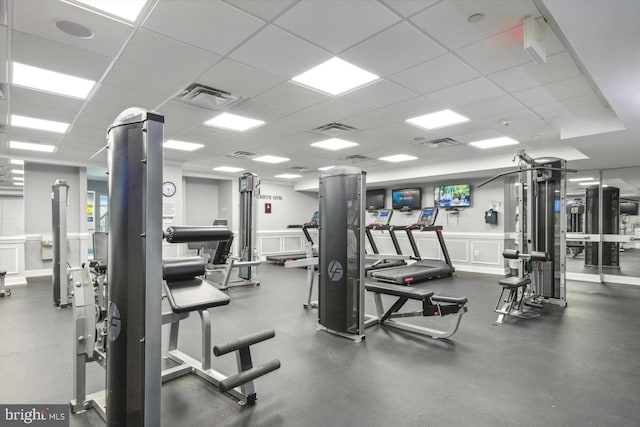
[392,188,422,210]
[620,202,638,215]
[366,189,385,209]
[434,184,471,208]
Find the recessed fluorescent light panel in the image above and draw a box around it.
[213,166,245,173]
[252,155,290,164]
[163,140,204,152]
[310,138,358,151]
[406,109,469,130]
[13,182,24,186]
[12,169,24,175]
[72,0,147,22]
[318,166,335,171]
[275,174,302,179]
[13,176,24,181]
[12,62,96,99]
[9,140,56,153]
[11,114,70,134]
[10,159,24,165]
[469,137,519,149]
[204,112,265,132]
[378,154,418,163]
[291,57,379,96]
[579,182,600,186]
[568,177,594,182]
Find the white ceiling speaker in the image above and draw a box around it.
[524,16,548,65]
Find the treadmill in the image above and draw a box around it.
[267,212,318,265]
[369,207,454,285]
[365,209,407,273]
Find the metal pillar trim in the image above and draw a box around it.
[52,180,71,307]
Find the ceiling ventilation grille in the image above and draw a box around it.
[176,83,247,111]
[226,150,256,159]
[290,166,311,172]
[415,137,462,149]
[343,154,371,163]
[309,122,358,137]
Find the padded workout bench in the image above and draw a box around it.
[364,281,468,339]
[161,256,280,405]
[494,249,548,323]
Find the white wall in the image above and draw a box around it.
[256,181,318,230]
[23,163,88,274]
[184,177,220,225]
[0,196,24,235]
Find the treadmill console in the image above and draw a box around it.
[374,208,393,225]
[417,207,438,226]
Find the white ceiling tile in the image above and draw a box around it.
[512,76,595,107]
[389,53,479,95]
[479,109,553,136]
[89,83,165,111]
[429,122,490,140]
[530,94,606,119]
[301,99,368,121]
[119,29,221,80]
[254,82,328,114]
[410,0,539,50]
[12,31,111,80]
[197,59,283,98]
[341,110,398,131]
[229,25,331,78]
[341,22,446,76]
[488,52,582,93]
[274,112,328,133]
[76,102,128,131]
[103,60,193,101]
[375,96,443,120]
[225,0,297,21]
[427,78,504,107]
[143,2,264,56]
[13,0,133,57]
[157,100,223,138]
[455,95,524,120]
[10,86,84,122]
[380,0,439,17]
[275,1,400,53]
[455,28,533,74]
[226,99,289,122]
[341,80,416,110]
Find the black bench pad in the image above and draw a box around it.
[431,294,467,305]
[498,276,531,288]
[164,278,230,313]
[365,281,434,300]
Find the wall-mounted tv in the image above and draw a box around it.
[392,188,422,210]
[620,201,638,215]
[434,184,471,208]
[366,189,385,209]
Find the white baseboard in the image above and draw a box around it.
[6,276,28,286]
[25,269,52,278]
[454,264,507,276]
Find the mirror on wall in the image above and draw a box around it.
[0,158,25,236]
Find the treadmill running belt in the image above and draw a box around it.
[369,261,453,285]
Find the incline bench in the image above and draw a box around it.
[364,281,468,339]
[162,226,280,405]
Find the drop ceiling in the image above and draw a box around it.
[0,0,638,192]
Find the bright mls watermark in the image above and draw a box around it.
[0,405,68,426]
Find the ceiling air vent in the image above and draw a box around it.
[309,122,358,137]
[343,154,372,163]
[226,150,256,159]
[176,83,247,111]
[415,137,462,149]
[290,166,311,172]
